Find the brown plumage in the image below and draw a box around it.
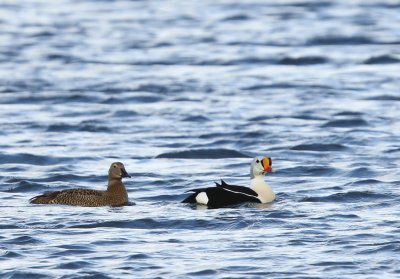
[30,162,131,207]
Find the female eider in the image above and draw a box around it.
[182,157,274,208]
[30,162,131,207]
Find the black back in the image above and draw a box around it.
[182,180,260,208]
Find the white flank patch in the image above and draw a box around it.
[195,192,209,205]
[221,188,259,200]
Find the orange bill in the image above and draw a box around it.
[262,157,272,173]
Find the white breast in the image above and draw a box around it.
[251,176,275,203]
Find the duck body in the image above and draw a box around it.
[182,180,261,208]
[30,187,128,207]
[182,157,275,208]
[30,162,130,207]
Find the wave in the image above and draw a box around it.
[334,111,363,117]
[221,14,251,21]
[278,166,338,177]
[363,55,400,64]
[348,179,382,186]
[79,56,332,66]
[278,56,328,65]
[347,167,377,178]
[182,115,211,122]
[47,123,113,133]
[45,53,80,63]
[358,241,400,254]
[322,118,368,127]
[307,35,387,45]
[323,213,361,219]
[103,95,163,103]
[3,235,42,245]
[291,143,347,152]
[155,149,251,159]
[0,153,68,166]
[365,95,400,101]
[186,270,217,276]
[2,179,47,193]
[68,218,232,230]
[301,191,390,203]
[385,147,400,153]
[112,110,139,117]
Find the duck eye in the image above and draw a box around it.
[256,160,260,163]
[113,165,116,168]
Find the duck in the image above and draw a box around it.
[182,157,274,208]
[30,162,131,207]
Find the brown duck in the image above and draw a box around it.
[30,162,131,207]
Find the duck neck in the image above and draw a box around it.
[107,178,127,196]
[250,176,275,203]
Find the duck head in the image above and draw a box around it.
[250,156,272,179]
[109,162,131,180]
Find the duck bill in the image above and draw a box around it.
[121,168,131,178]
[264,166,272,173]
[262,157,272,173]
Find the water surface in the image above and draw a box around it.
[1,0,400,278]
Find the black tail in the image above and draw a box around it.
[215,179,228,187]
[181,193,197,203]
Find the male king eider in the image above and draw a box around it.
[30,162,131,207]
[182,157,274,208]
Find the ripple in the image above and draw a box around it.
[126,253,151,260]
[46,123,79,132]
[3,179,46,193]
[365,95,400,101]
[278,166,338,177]
[221,14,251,21]
[68,216,260,230]
[4,235,42,245]
[53,249,93,256]
[36,173,95,183]
[56,261,92,269]
[47,123,113,133]
[347,167,378,178]
[45,53,79,64]
[0,249,21,258]
[312,261,357,267]
[155,149,251,159]
[349,179,382,186]
[358,241,400,254]
[133,84,171,94]
[122,95,164,103]
[0,153,69,165]
[308,35,378,45]
[278,56,328,65]
[0,224,20,229]
[385,147,400,153]
[79,124,113,133]
[198,132,237,139]
[321,118,368,127]
[291,143,347,152]
[181,115,211,122]
[363,55,400,64]
[301,191,390,203]
[334,111,363,117]
[112,110,139,117]
[2,271,50,279]
[60,272,113,279]
[186,269,217,276]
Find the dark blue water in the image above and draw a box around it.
[1,0,400,278]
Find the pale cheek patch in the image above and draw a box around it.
[196,192,209,205]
